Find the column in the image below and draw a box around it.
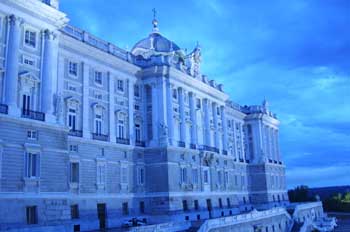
[203,98,211,147]
[166,80,174,145]
[212,102,219,150]
[108,73,115,143]
[4,15,22,115]
[220,106,228,153]
[158,77,168,146]
[128,79,135,145]
[82,62,90,138]
[41,30,59,120]
[151,83,159,146]
[189,92,197,146]
[178,87,186,144]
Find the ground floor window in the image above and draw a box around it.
[26,206,37,224]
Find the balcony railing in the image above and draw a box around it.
[198,145,219,153]
[190,143,196,150]
[116,137,130,145]
[178,141,186,148]
[92,133,109,141]
[0,104,8,114]
[69,130,83,137]
[21,109,45,121]
[135,140,145,147]
[222,150,228,155]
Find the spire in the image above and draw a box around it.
[152,8,159,33]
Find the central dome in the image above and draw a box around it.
[131,32,181,57]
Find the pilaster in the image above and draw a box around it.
[203,98,211,147]
[178,87,186,145]
[108,72,116,143]
[128,79,135,146]
[221,106,228,152]
[82,62,90,139]
[166,80,174,145]
[189,92,197,146]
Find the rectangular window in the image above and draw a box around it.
[25,153,39,178]
[22,94,31,112]
[182,200,188,211]
[71,204,79,219]
[138,167,145,185]
[194,200,199,210]
[24,30,36,48]
[68,108,77,131]
[117,80,124,92]
[26,206,37,224]
[227,198,231,207]
[139,201,145,214]
[69,62,78,76]
[134,104,140,110]
[69,145,78,152]
[172,89,177,99]
[135,124,141,141]
[217,171,222,185]
[70,162,79,183]
[134,84,140,97]
[97,165,106,185]
[196,98,201,109]
[23,56,35,66]
[180,167,187,183]
[235,175,238,186]
[218,198,223,208]
[95,114,102,135]
[94,71,102,85]
[204,170,209,184]
[118,120,125,138]
[27,130,38,140]
[122,202,129,215]
[192,168,198,184]
[224,171,229,186]
[121,167,128,184]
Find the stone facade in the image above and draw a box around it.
[0,1,323,232]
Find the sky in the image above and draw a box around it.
[60,0,350,189]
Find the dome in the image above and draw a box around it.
[131,32,181,57]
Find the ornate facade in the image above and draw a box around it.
[0,1,326,232]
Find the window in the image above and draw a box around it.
[139,201,145,214]
[94,113,102,135]
[217,171,222,185]
[192,168,198,184]
[97,164,106,185]
[180,167,187,183]
[217,107,220,115]
[25,153,39,178]
[69,145,78,152]
[70,162,79,183]
[117,80,124,92]
[138,167,145,185]
[117,119,125,138]
[196,98,201,109]
[218,198,223,208]
[27,130,38,140]
[122,202,129,215]
[23,56,35,66]
[134,84,140,97]
[227,198,231,207]
[26,206,37,224]
[241,175,245,187]
[94,71,102,85]
[22,94,31,112]
[134,104,140,110]
[24,30,36,48]
[224,171,229,186]
[68,108,77,131]
[234,175,238,186]
[203,169,209,184]
[135,124,141,142]
[172,89,177,99]
[69,62,78,76]
[71,204,79,219]
[194,200,199,210]
[182,200,188,211]
[121,167,128,184]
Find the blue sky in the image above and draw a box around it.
[60,0,350,188]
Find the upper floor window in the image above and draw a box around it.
[94,71,102,85]
[25,153,40,178]
[203,169,209,184]
[121,167,128,184]
[217,171,222,185]
[134,84,140,97]
[196,98,201,109]
[94,113,102,135]
[217,107,220,115]
[69,62,78,76]
[180,167,187,183]
[24,30,36,48]
[70,162,79,183]
[69,145,78,152]
[68,108,77,131]
[137,167,145,185]
[192,168,198,184]
[135,123,141,142]
[23,55,35,67]
[172,89,178,99]
[117,119,125,139]
[71,204,79,219]
[117,80,124,92]
[224,171,229,186]
[97,164,106,185]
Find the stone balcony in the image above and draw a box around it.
[21,109,45,121]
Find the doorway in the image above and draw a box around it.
[206,199,212,219]
[97,203,107,230]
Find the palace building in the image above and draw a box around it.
[0,1,327,231]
